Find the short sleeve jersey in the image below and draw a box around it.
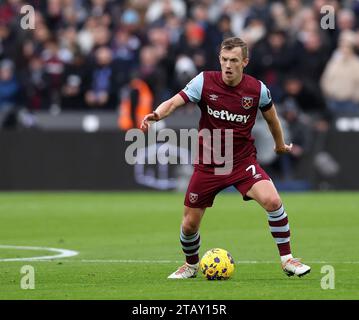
[179,71,272,169]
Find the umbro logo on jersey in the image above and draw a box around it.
[207,105,250,124]
[209,94,218,101]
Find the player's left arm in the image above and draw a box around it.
[258,81,292,154]
[262,105,292,154]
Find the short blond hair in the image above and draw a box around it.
[220,37,248,59]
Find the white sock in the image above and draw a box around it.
[281,254,293,264]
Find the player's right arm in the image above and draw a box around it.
[140,94,185,131]
[140,72,204,131]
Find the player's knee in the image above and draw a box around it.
[262,195,282,212]
[182,219,199,235]
[182,214,200,235]
[182,207,204,235]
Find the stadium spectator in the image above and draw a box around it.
[0,58,20,129]
[320,30,359,115]
[119,8,142,34]
[91,24,111,49]
[190,2,219,61]
[274,99,314,181]
[215,14,235,43]
[173,54,197,93]
[145,0,186,25]
[281,74,328,119]
[84,46,118,109]
[318,6,357,51]
[246,0,272,29]
[176,20,210,72]
[353,0,359,21]
[110,27,141,89]
[0,22,15,60]
[58,26,80,63]
[240,15,266,49]
[135,44,169,105]
[77,16,97,55]
[0,59,20,112]
[32,14,51,49]
[88,0,112,19]
[118,77,154,131]
[22,56,48,110]
[337,8,357,31]
[61,50,89,110]
[45,0,63,31]
[292,30,331,93]
[0,0,22,25]
[147,25,170,61]
[41,39,65,110]
[247,28,294,102]
[270,2,290,31]
[147,25,175,98]
[15,38,37,71]
[224,0,251,36]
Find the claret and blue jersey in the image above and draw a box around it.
[178,71,273,166]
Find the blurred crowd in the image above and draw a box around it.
[1,0,359,130]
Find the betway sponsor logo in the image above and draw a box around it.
[207,105,250,124]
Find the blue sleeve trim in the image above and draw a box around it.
[182,72,204,103]
[259,81,272,109]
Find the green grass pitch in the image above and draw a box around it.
[0,191,358,300]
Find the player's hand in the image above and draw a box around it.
[140,112,160,131]
[274,143,293,154]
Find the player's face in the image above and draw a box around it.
[219,47,249,86]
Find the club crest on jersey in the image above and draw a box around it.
[189,192,198,203]
[242,96,254,109]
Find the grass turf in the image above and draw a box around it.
[0,191,358,300]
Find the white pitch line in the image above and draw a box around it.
[0,245,358,264]
[0,245,79,262]
[80,259,182,263]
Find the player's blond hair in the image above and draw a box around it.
[220,37,248,59]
